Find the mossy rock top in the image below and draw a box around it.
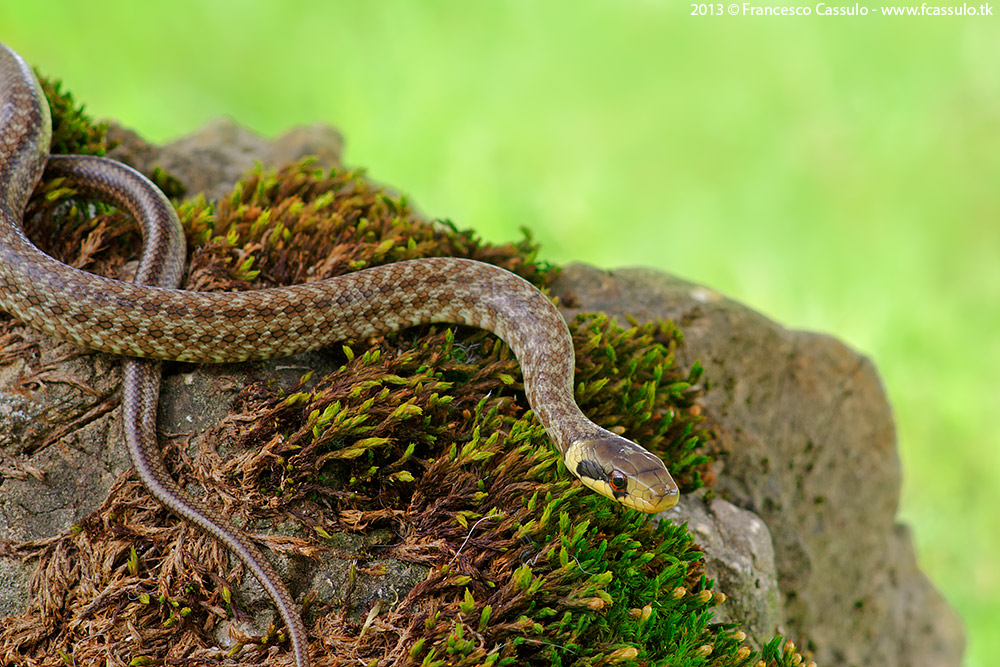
[0,72,809,667]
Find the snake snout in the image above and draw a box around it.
[623,445,679,513]
[639,477,680,513]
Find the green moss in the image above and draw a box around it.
[224,305,721,665]
[0,73,812,667]
[36,73,109,157]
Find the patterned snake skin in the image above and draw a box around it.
[0,43,677,667]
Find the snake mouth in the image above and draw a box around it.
[627,480,680,513]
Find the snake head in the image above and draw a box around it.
[569,433,679,513]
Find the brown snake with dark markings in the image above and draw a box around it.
[0,43,678,666]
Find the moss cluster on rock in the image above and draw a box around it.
[0,74,812,667]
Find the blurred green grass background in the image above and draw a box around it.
[3,2,996,664]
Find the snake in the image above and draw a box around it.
[0,43,678,667]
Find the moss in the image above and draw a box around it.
[0,75,813,667]
[220,304,723,666]
[36,73,109,157]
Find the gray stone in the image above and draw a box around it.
[107,118,343,201]
[0,120,965,666]
[553,264,965,667]
[662,491,784,646]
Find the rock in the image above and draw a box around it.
[553,264,965,667]
[662,491,784,646]
[0,335,130,617]
[0,119,965,666]
[107,118,343,201]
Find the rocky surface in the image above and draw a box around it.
[662,491,784,647]
[107,118,344,201]
[554,265,966,667]
[0,119,965,666]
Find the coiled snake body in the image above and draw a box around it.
[0,43,677,667]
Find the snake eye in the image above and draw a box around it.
[608,470,628,494]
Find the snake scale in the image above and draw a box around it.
[0,43,678,667]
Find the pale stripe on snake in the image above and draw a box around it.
[0,43,677,667]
